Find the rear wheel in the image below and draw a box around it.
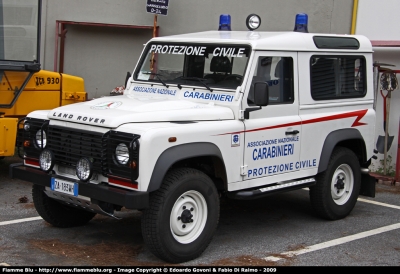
[32,185,96,227]
[310,147,361,220]
[141,168,219,263]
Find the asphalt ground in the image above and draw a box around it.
[1,155,400,267]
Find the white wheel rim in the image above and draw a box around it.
[170,190,208,244]
[331,164,354,205]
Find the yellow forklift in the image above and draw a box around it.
[0,0,86,158]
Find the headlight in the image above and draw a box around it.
[35,129,47,148]
[24,123,30,131]
[246,14,261,31]
[76,157,93,181]
[39,149,54,172]
[115,143,129,165]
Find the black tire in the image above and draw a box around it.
[310,147,361,220]
[32,185,96,227]
[141,168,220,263]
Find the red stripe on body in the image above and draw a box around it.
[218,109,368,136]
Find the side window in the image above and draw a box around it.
[310,56,366,100]
[248,56,294,105]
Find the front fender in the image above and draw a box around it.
[147,142,224,192]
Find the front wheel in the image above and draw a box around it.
[141,168,220,263]
[310,147,361,220]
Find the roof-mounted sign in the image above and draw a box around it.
[146,0,169,16]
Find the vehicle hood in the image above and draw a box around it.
[48,96,234,128]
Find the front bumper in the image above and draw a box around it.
[9,163,149,209]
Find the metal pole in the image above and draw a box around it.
[384,90,391,175]
[396,117,400,183]
[54,21,59,71]
[150,15,157,71]
[153,15,157,37]
[373,62,380,110]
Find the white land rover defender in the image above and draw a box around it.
[10,14,377,263]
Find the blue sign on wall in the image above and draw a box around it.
[146,0,169,16]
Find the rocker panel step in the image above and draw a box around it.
[227,178,316,200]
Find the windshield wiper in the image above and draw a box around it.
[142,72,169,88]
[180,77,213,92]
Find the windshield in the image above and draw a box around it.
[0,0,40,63]
[135,43,251,91]
[0,0,40,108]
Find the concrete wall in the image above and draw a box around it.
[40,0,354,99]
[41,0,155,99]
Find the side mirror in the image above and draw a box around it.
[243,82,269,119]
[253,82,269,106]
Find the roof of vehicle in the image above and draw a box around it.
[150,30,373,53]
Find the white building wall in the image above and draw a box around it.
[356,0,400,40]
[356,0,400,177]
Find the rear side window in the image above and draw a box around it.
[310,56,366,100]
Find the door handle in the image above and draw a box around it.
[285,130,300,135]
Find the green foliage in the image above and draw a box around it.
[371,155,396,177]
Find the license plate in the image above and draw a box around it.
[50,178,78,197]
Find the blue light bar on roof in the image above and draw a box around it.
[293,13,308,33]
[219,14,231,31]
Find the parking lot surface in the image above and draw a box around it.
[1,156,400,266]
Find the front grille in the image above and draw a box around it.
[47,126,106,175]
[21,119,140,182]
